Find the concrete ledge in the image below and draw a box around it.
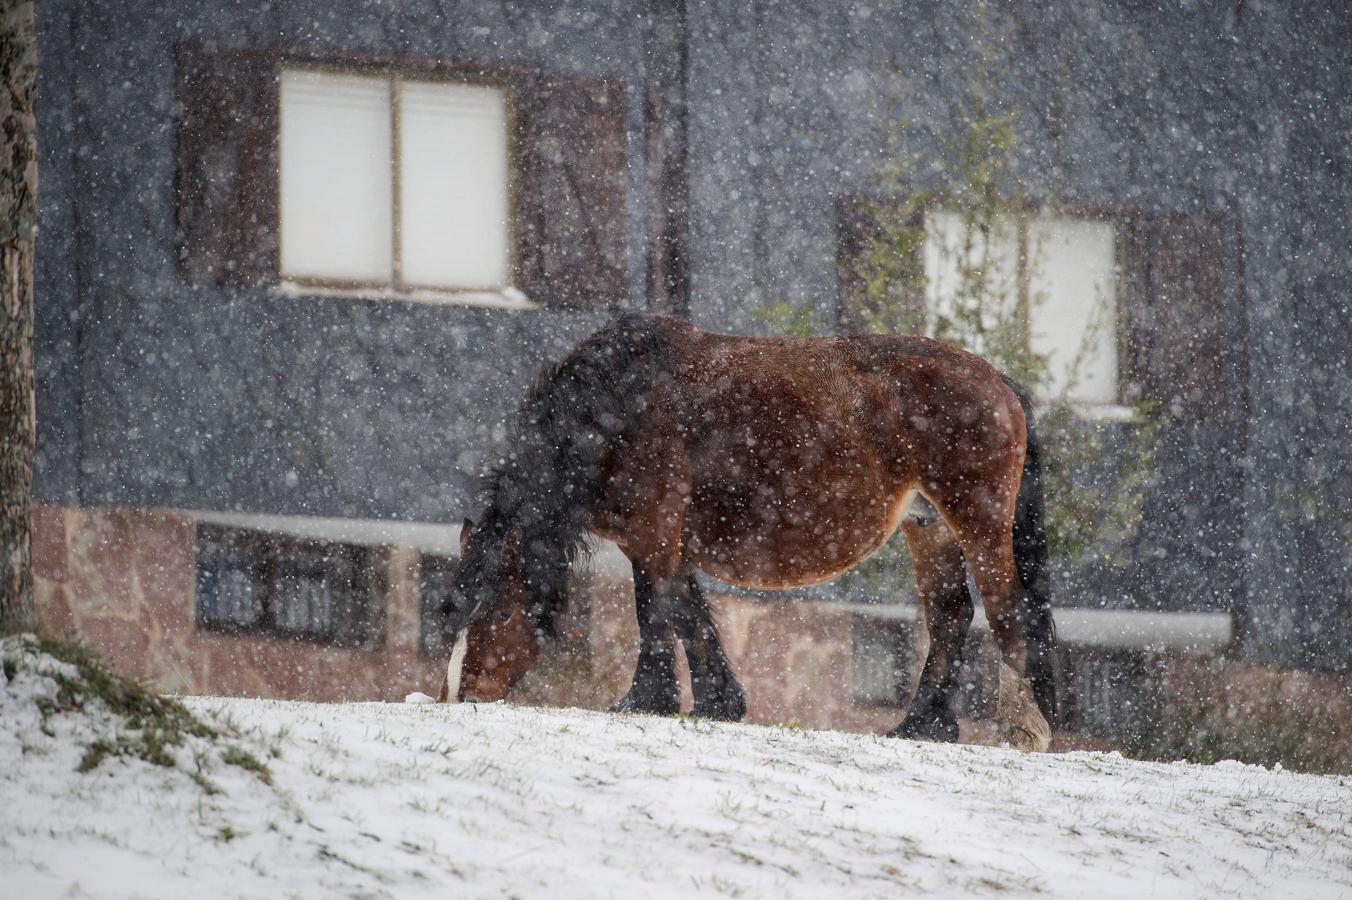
[844,602,1233,654]
[186,509,462,556]
[183,509,637,576]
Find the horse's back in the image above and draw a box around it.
[649,317,1023,472]
[631,319,1015,588]
[648,315,1008,393]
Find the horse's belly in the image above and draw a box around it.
[678,381,914,590]
[685,483,911,590]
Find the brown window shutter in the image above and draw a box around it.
[516,75,627,309]
[1120,213,1228,418]
[836,195,926,334]
[175,42,279,286]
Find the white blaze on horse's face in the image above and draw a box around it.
[444,630,468,702]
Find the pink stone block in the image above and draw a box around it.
[131,510,196,632]
[64,508,140,617]
[35,581,79,640]
[32,503,67,582]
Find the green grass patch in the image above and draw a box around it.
[221,746,272,784]
[31,635,216,772]
[6,633,272,787]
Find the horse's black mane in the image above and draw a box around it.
[476,313,663,636]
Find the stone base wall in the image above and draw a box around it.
[1111,652,1352,774]
[28,502,937,734]
[33,503,1352,773]
[33,504,445,702]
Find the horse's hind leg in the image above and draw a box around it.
[888,520,972,743]
[672,574,746,722]
[947,499,1051,752]
[610,565,682,716]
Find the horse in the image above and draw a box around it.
[438,313,1058,752]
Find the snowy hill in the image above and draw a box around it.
[3,636,1350,899]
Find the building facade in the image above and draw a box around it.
[32,1,1352,750]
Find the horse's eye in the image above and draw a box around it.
[495,607,514,626]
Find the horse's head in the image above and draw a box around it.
[440,517,541,703]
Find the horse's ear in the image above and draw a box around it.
[502,521,521,564]
[459,519,474,556]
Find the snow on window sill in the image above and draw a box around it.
[842,601,1233,653]
[180,509,635,575]
[274,281,538,310]
[1067,403,1140,423]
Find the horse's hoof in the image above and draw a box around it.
[996,662,1052,752]
[887,712,959,743]
[691,681,747,722]
[610,690,680,717]
[1001,720,1051,753]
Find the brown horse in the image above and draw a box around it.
[439,314,1058,751]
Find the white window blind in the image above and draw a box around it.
[1028,217,1118,406]
[277,68,512,293]
[279,70,393,283]
[399,81,511,289]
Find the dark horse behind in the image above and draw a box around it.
[439,314,1058,752]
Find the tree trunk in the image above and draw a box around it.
[0,0,36,634]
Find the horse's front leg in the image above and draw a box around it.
[610,564,682,716]
[672,574,746,722]
[889,520,972,742]
[607,447,693,717]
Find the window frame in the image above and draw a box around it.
[417,552,459,659]
[276,59,525,300]
[839,192,1229,419]
[177,41,629,310]
[1043,199,1139,415]
[194,522,387,650]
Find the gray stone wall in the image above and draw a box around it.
[35,0,645,521]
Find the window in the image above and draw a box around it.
[1058,647,1161,737]
[417,553,459,658]
[278,69,512,293]
[176,44,628,309]
[923,209,1118,407]
[1028,217,1119,406]
[850,615,914,707]
[195,524,385,649]
[838,197,1235,419]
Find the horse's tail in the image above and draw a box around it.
[1003,376,1059,725]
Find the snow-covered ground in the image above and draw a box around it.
[3,642,1350,899]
